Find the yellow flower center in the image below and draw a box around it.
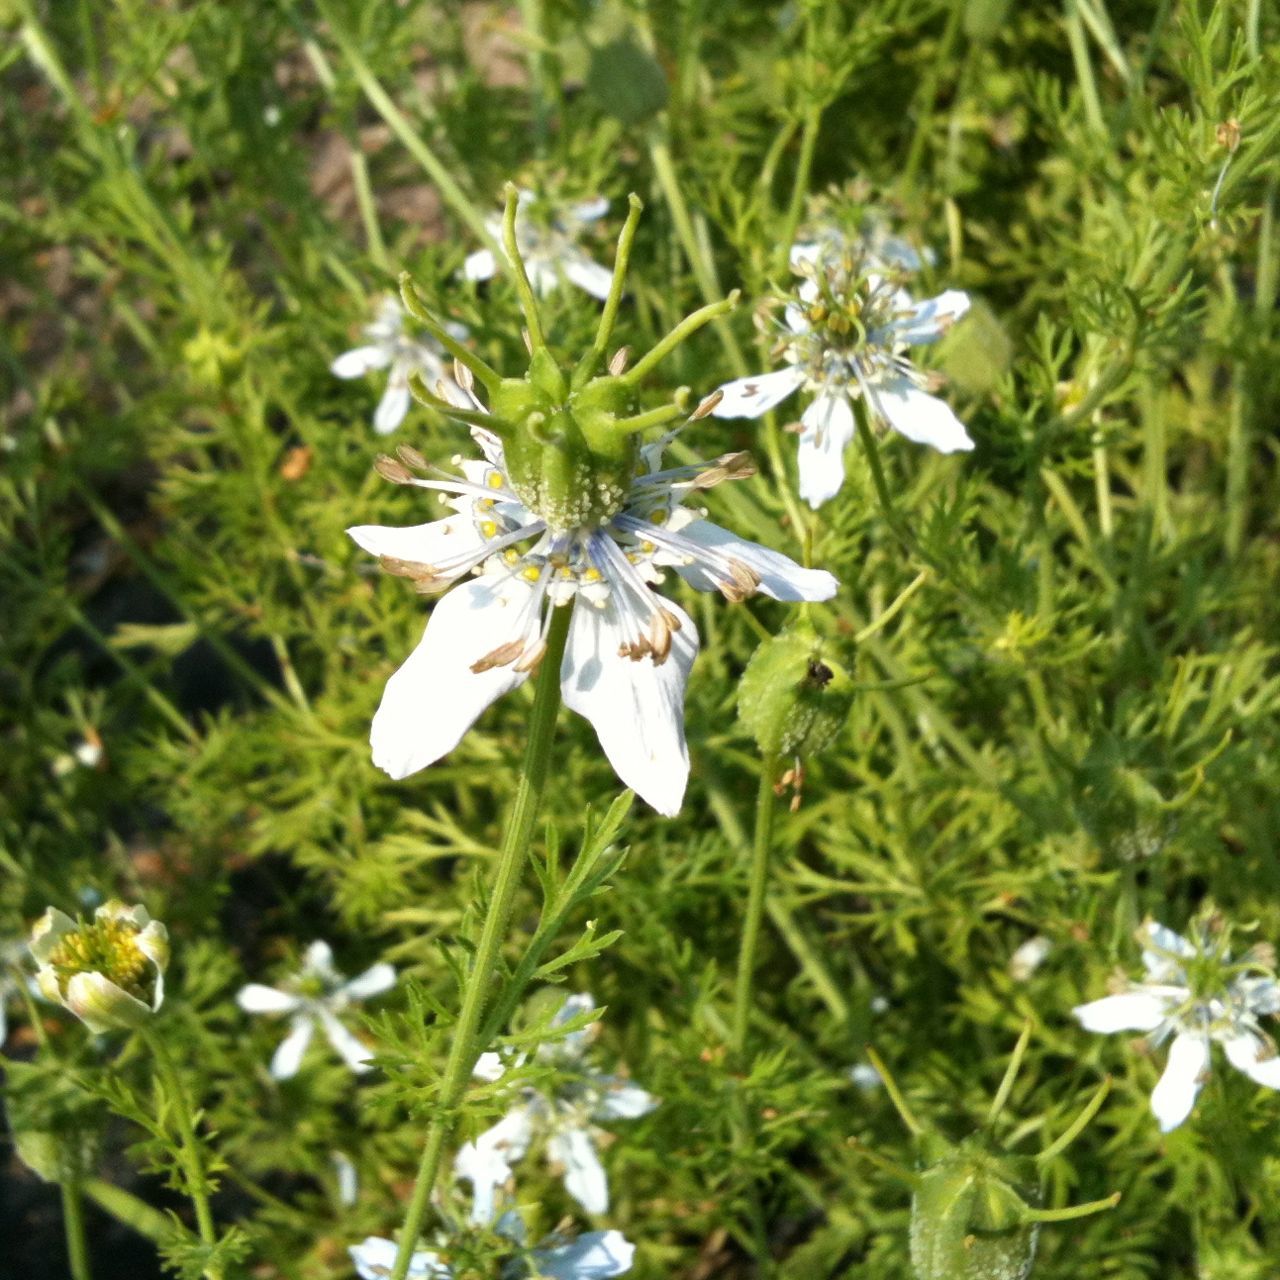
[48,918,151,1000]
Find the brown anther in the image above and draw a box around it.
[718,580,749,604]
[649,611,672,664]
[728,559,761,595]
[513,639,547,673]
[471,639,526,673]
[659,607,683,634]
[374,454,414,485]
[412,576,452,595]
[453,359,474,392]
[378,555,435,580]
[693,450,757,489]
[1217,118,1241,151]
[521,327,533,355]
[608,346,631,376]
[395,444,428,471]
[691,389,724,420]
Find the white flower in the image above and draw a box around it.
[1073,920,1280,1131]
[847,1062,883,1092]
[1009,934,1054,981]
[350,1180,634,1280]
[30,902,169,1034]
[236,941,395,1079]
[463,191,614,300]
[455,993,657,1216]
[348,428,836,816]
[332,298,468,434]
[712,247,972,508]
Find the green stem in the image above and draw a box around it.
[503,183,547,353]
[576,194,644,387]
[624,293,740,385]
[314,0,496,251]
[389,604,573,1280]
[901,0,964,196]
[647,135,750,376]
[776,105,822,274]
[731,756,780,1054]
[1064,0,1106,137]
[145,1033,220,1277]
[61,1180,92,1280]
[82,1178,180,1246]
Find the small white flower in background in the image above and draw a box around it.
[236,941,395,1079]
[1009,934,1054,982]
[1073,919,1280,1132]
[348,427,835,816]
[350,1175,635,1279]
[455,993,657,1217]
[331,1150,359,1208]
[332,297,469,434]
[29,901,169,1034]
[712,242,972,508]
[848,1062,883,1092]
[463,190,614,300]
[1,938,35,1046]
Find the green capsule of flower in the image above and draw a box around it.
[859,1029,1120,1280]
[738,626,854,759]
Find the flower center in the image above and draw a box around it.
[48,918,151,1000]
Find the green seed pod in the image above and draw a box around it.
[909,1135,1041,1280]
[860,1031,1119,1280]
[738,627,854,759]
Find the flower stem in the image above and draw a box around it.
[388,603,574,1280]
[776,104,822,275]
[144,1031,221,1279]
[731,754,780,1054]
[60,1180,92,1280]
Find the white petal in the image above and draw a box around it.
[531,1230,636,1280]
[318,1007,375,1073]
[891,289,970,345]
[674,519,837,602]
[374,380,412,434]
[270,1017,315,1079]
[548,1125,609,1214]
[570,196,610,224]
[473,1051,507,1082]
[564,256,615,300]
[304,940,336,975]
[463,248,498,282]
[709,366,806,420]
[1151,1033,1210,1131]
[869,375,973,454]
[527,260,561,296]
[1222,1032,1280,1088]
[332,345,392,378]
[332,1151,359,1207]
[347,517,487,574]
[342,962,396,1001]
[349,1237,447,1280]
[560,596,698,817]
[1141,922,1195,979]
[593,1078,658,1120]
[369,577,538,780]
[794,391,856,508]
[1072,992,1170,1034]
[236,984,302,1015]
[455,1105,536,1223]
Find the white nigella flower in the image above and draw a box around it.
[455,993,656,1217]
[463,191,614,300]
[712,246,973,508]
[1073,920,1280,1132]
[332,298,468,434]
[236,941,396,1080]
[348,426,836,816]
[350,1224,633,1280]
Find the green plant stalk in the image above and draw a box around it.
[901,0,964,195]
[388,603,574,1280]
[60,1180,92,1280]
[315,0,497,252]
[144,1032,221,1279]
[647,136,750,377]
[776,104,822,275]
[1064,0,1106,137]
[82,1179,183,1246]
[731,755,781,1053]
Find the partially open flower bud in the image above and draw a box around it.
[29,901,169,1033]
[737,626,854,759]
